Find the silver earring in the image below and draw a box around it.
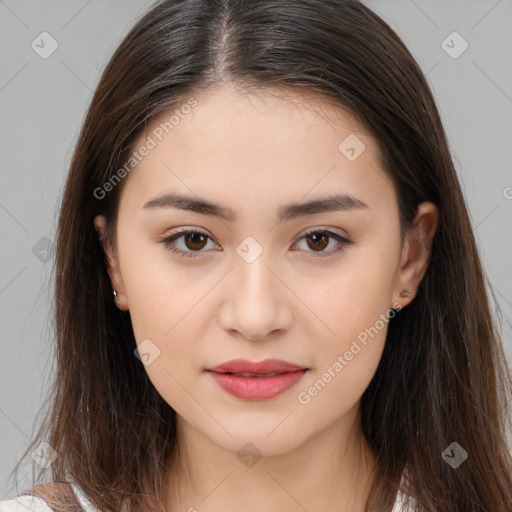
[400,289,411,298]
[113,289,121,306]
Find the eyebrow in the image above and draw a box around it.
[141,192,369,222]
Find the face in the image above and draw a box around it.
[95,84,437,457]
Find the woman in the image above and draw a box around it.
[2,0,511,511]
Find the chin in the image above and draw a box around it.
[203,423,306,459]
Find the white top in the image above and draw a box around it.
[0,485,99,512]
[0,483,408,511]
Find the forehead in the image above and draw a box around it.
[121,85,396,220]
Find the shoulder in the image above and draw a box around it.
[0,495,54,512]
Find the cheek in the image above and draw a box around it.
[298,245,396,345]
[120,246,212,413]
[118,231,200,338]
[294,292,392,423]
[118,239,219,382]
[293,246,396,403]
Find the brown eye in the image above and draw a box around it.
[182,232,208,251]
[161,230,218,258]
[293,229,353,257]
[305,231,330,252]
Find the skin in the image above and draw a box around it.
[94,83,438,512]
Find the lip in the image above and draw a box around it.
[205,358,308,401]
[207,358,307,374]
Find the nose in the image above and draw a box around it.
[218,254,292,341]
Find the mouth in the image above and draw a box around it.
[205,359,309,401]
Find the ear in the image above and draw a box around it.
[392,201,439,309]
[94,214,129,311]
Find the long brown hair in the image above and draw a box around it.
[9,0,512,511]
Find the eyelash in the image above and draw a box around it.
[160,228,353,259]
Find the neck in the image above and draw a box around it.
[164,403,378,512]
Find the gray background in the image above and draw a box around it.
[1,0,511,500]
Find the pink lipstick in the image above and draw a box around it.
[206,358,308,401]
